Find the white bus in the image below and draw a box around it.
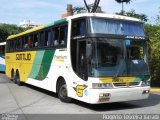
[0,42,6,72]
[6,13,150,104]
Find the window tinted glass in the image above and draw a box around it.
[90,18,145,36]
[72,19,86,37]
[33,33,38,48]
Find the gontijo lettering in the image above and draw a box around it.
[16,53,31,60]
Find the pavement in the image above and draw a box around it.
[0,73,160,120]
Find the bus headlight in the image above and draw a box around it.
[141,80,150,86]
[92,83,113,89]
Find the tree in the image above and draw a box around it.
[73,6,86,14]
[0,23,30,42]
[0,28,8,42]
[145,24,160,86]
[115,0,132,14]
[116,9,148,22]
[155,7,160,25]
[73,0,102,14]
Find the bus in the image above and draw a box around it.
[5,13,150,104]
[0,42,6,72]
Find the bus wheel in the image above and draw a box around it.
[11,70,16,83]
[58,80,72,103]
[15,72,23,86]
[11,70,14,81]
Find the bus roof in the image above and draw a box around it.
[7,18,67,40]
[0,42,6,46]
[67,13,142,22]
[7,13,142,40]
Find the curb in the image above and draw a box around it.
[150,88,160,92]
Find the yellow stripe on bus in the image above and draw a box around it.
[99,77,136,83]
[7,26,44,40]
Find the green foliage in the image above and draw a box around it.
[74,0,101,13]
[118,8,160,84]
[155,7,160,25]
[145,24,160,83]
[116,9,148,22]
[73,6,86,14]
[0,28,8,42]
[0,23,29,42]
[144,7,160,84]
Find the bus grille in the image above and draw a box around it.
[113,82,140,87]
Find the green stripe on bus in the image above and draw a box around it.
[44,19,67,28]
[135,76,150,82]
[29,51,45,79]
[35,50,55,80]
[29,50,55,80]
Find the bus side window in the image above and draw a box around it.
[28,35,33,49]
[51,29,55,46]
[21,37,24,50]
[54,27,59,46]
[33,33,38,48]
[16,39,18,50]
[40,32,45,47]
[59,25,68,45]
[17,38,21,50]
[45,30,52,47]
[12,40,15,51]
[17,39,19,50]
[13,40,16,51]
[24,36,29,49]
[13,39,16,51]
[80,21,86,36]
[72,19,86,37]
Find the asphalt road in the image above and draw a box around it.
[0,73,160,120]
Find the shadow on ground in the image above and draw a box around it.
[72,93,160,112]
[23,82,160,112]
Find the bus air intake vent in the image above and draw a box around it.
[113,82,140,87]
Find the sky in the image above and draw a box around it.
[0,0,159,25]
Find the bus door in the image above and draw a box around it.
[76,40,88,80]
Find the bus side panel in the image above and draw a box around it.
[25,49,55,91]
[5,51,36,81]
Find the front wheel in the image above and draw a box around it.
[58,80,72,103]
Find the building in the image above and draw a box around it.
[19,20,41,28]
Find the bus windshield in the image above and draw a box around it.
[88,38,149,77]
[90,17,145,36]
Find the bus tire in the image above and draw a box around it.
[11,69,16,83]
[11,69,14,81]
[15,71,23,86]
[57,79,72,103]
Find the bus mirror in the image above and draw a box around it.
[86,41,92,59]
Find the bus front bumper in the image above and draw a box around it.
[88,86,150,104]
